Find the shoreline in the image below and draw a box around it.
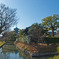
[15,42,59,57]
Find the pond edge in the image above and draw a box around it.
[15,44,59,57]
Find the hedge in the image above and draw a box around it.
[44,37,59,44]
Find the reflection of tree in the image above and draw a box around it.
[2,53,10,59]
[0,41,19,59]
[15,50,19,59]
[2,45,18,53]
[2,41,18,53]
[18,49,59,59]
[18,49,32,59]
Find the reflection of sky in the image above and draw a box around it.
[0,47,24,59]
[10,53,23,59]
[0,52,24,59]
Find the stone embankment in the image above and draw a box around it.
[15,41,59,57]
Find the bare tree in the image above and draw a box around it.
[0,4,17,34]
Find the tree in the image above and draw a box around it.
[3,31,16,41]
[19,29,24,37]
[42,14,59,37]
[28,23,46,43]
[0,4,17,34]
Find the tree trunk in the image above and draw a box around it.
[51,27,54,37]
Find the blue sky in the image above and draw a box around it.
[0,0,59,30]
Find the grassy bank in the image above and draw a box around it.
[14,41,57,53]
[0,41,5,47]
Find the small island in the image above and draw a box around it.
[14,19,59,57]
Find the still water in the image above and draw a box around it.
[0,41,59,59]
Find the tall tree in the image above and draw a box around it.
[28,23,46,43]
[42,14,59,37]
[0,4,17,34]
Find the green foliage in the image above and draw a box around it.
[19,29,31,43]
[10,32,16,41]
[44,37,59,44]
[19,37,23,42]
[42,14,59,36]
[4,31,16,41]
[28,23,47,43]
[42,15,59,36]
[18,23,47,43]
[19,29,24,37]
[42,14,59,28]
[28,23,43,34]
[19,28,28,36]
[19,36,31,43]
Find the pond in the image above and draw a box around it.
[0,41,59,59]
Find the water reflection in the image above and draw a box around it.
[18,49,55,59]
[0,41,59,59]
[0,41,23,59]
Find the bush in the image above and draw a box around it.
[44,37,59,44]
[19,36,31,44]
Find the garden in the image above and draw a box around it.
[15,15,59,54]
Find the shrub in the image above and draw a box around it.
[19,36,31,44]
[44,37,59,44]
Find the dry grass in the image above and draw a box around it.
[15,41,57,53]
[0,41,5,47]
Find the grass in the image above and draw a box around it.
[15,41,57,53]
[0,41,5,47]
